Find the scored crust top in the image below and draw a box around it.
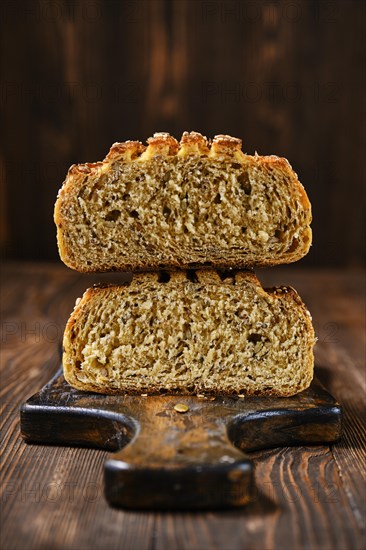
[107,131,244,161]
[66,131,290,178]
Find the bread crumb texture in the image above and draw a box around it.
[63,270,315,397]
[54,132,312,272]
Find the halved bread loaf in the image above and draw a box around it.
[54,132,312,272]
[63,270,315,397]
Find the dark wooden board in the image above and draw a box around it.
[20,367,342,510]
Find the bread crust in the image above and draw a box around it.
[54,132,312,273]
[63,270,315,397]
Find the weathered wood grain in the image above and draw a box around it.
[1,264,365,549]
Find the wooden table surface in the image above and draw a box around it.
[1,262,365,550]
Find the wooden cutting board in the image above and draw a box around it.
[20,368,342,510]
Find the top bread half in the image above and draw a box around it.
[54,132,312,272]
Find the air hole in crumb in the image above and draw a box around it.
[218,270,233,282]
[186,270,198,283]
[214,193,221,204]
[231,163,241,169]
[163,206,171,218]
[241,227,247,234]
[248,333,262,343]
[238,172,252,194]
[158,271,171,283]
[286,205,291,218]
[129,210,139,218]
[287,237,299,253]
[105,209,121,221]
[275,229,284,241]
[75,361,81,370]
[122,193,130,200]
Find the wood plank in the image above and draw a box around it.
[151,448,361,550]
[259,267,366,537]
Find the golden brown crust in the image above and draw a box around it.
[105,141,146,162]
[54,131,312,272]
[180,131,210,154]
[63,270,315,397]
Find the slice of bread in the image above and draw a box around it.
[63,270,315,397]
[54,132,312,272]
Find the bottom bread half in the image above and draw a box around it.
[63,270,315,397]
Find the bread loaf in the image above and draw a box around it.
[63,270,315,397]
[54,132,312,272]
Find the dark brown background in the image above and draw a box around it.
[1,0,365,266]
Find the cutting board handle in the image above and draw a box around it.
[105,397,253,509]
